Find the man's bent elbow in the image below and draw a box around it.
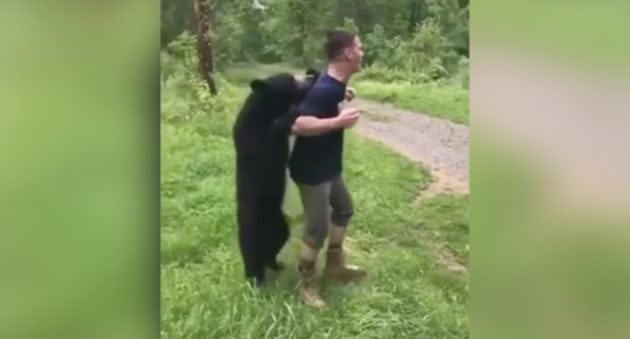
[291,116,312,136]
[291,123,302,136]
[291,116,335,137]
[291,118,304,136]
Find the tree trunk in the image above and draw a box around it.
[194,0,217,95]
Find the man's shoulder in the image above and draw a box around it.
[310,75,344,95]
[298,81,340,112]
[315,71,347,88]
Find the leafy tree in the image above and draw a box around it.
[162,0,469,85]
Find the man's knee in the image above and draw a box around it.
[329,176,354,227]
[331,206,354,227]
[303,225,328,249]
[298,182,331,249]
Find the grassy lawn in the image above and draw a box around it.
[350,80,468,125]
[223,63,469,124]
[161,67,469,338]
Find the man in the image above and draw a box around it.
[289,29,365,308]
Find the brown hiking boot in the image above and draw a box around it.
[324,226,367,283]
[297,260,326,309]
[296,243,326,309]
[323,247,367,284]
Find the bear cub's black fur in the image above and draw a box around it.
[232,69,320,286]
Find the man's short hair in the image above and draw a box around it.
[324,29,356,61]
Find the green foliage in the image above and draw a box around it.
[360,18,461,81]
[339,17,359,34]
[161,0,195,47]
[407,18,453,77]
[161,0,469,81]
[456,56,469,89]
[213,11,245,68]
[161,37,244,134]
[161,0,469,123]
[164,31,197,69]
[362,24,385,65]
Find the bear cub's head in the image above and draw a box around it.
[249,68,320,111]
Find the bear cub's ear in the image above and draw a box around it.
[250,79,267,91]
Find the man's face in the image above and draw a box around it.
[344,36,364,72]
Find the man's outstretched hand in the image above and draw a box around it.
[334,107,360,129]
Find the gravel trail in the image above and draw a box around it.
[345,98,469,197]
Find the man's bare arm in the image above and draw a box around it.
[291,107,360,137]
[291,116,339,136]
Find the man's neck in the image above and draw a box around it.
[326,63,352,83]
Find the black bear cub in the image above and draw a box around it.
[233,69,320,287]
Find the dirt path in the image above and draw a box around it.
[344,98,469,198]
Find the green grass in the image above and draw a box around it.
[161,64,469,338]
[411,194,470,263]
[351,80,469,125]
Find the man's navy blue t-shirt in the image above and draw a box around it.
[289,73,346,185]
